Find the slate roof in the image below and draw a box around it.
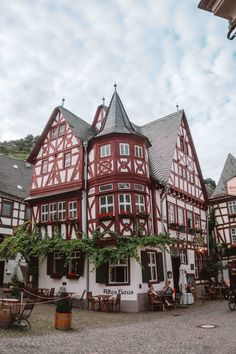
[96,91,145,138]
[139,111,183,184]
[0,154,32,200]
[210,153,236,199]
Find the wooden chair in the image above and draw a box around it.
[109,293,121,312]
[86,292,99,311]
[10,303,35,331]
[148,293,163,311]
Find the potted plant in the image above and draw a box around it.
[66,272,80,280]
[55,292,72,330]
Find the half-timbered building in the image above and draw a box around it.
[209,153,236,282]
[26,89,208,311]
[0,154,32,286]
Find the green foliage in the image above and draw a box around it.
[0,134,39,160]
[204,178,216,189]
[56,293,72,313]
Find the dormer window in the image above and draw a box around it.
[119,143,130,156]
[100,144,111,158]
[135,146,143,158]
[58,124,65,137]
[51,127,58,139]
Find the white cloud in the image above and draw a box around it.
[0,0,235,182]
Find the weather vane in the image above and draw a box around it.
[114,82,117,91]
[176,104,179,111]
[102,97,105,105]
[62,97,65,107]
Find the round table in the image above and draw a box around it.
[180,292,194,305]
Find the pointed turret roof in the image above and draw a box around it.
[210,153,236,199]
[96,90,143,138]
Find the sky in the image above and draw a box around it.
[1,0,236,183]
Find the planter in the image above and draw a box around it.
[55,312,72,330]
[119,213,133,219]
[50,273,63,279]
[136,213,149,219]
[66,274,80,280]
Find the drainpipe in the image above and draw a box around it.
[160,186,168,282]
[82,140,89,292]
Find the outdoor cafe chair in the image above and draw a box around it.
[86,292,99,311]
[10,302,35,331]
[109,293,121,312]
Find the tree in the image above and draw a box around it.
[204,178,216,189]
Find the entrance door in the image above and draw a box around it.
[171,256,180,292]
[0,261,5,286]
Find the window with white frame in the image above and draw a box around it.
[64,152,71,168]
[42,160,48,174]
[229,201,236,214]
[41,204,49,222]
[135,194,145,212]
[51,127,58,139]
[135,145,143,158]
[100,195,114,213]
[231,228,236,243]
[1,201,13,217]
[68,201,77,219]
[69,251,80,273]
[119,194,131,212]
[168,204,175,224]
[118,183,130,190]
[53,252,62,273]
[49,203,57,221]
[195,214,200,229]
[109,258,128,284]
[58,124,65,136]
[134,184,144,191]
[147,252,157,281]
[100,144,111,158]
[58,201,66,220]
[99,184,113,192]
[177,207,185,226]
[186,211,193,228]
[179,250,187,264]
[119,143,130,156]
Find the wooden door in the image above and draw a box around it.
[171,256,180,292]
[0,261,5,286]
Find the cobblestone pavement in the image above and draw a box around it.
[0,299,236,354]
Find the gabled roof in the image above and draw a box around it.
[96,91,144,138]
[139,110,183,184]
[210,153,236,199]
[27,106,96,163]
[0,154,32,200]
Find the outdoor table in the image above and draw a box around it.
[180,292,194,305]
[94,294,112,311]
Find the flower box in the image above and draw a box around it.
[66,273,80,280]
[136,212,149,219]
[50,273,63,279]
[119,212,134,219]
[97,212,114,221]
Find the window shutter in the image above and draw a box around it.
[141,251,151,283]
[96,263,108,284]
[47,253,53,275]
[157,252,164,282]
[79,252,85,276]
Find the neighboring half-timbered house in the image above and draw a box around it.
[209,153,236,282]
[0,154,32,286]
[26,89,207,311]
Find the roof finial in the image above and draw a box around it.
[114,82,117,91]
[176,103,179,111]
[62,97,65,107]
[102,97,105,105]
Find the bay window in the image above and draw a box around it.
[41,204,49,222]
[119,194,131,212]
[119,143,130,156]
[100,195,114,213]
[58,201,66,220]
[68,201,77,219]
[135,194,145,212]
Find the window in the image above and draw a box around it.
[64,152,71,168]
[186,211,193,228]
[1,201,13,217]
[177,207,185,226]
[42,160,48,174]
[68,201,77,219]
[25,207,31,221]
[179,250,187,264]
[69,251,80,274]
[180,136,188,155]
[168,204,175,224]
[188,171,194,184]
[119,194,131,212]
[178,165,183,177]
[41,204,49,222]
[51,127,58,139]
[118,183,130,190]
[135,194,145,212]
[134,184,144,191]
[147,252,157,281]
[119,143,130,156]
[229,201,236,214]
[58,201,66,220]
[58,124,65,136]
[195,214,200,229]
[100,144,111,158]
[99,184,113,192]
[231,228,236,243]
[135,145,143,158]
[53,252,62,273]
[109,258,128,284]
[100,195,114,213]
[49,203,57,221]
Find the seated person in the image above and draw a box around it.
[162,281,173,296]
[148,283,172,309]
